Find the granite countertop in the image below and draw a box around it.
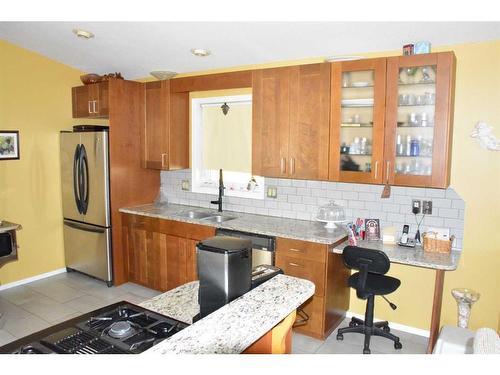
[120,203,347,245]
[140,274,315,354]
[332,240,461,271]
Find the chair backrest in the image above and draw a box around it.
[342,245,390,275]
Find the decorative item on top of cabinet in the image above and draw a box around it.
[384,52,456,188]
[252,64,330,180]
[329,58,387,184]
[142,80,189,170]
[72,81,109,118]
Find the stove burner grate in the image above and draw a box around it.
[108,321,136,339]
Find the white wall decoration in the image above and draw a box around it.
[470,122,500,151]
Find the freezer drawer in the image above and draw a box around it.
[63,220,112,283]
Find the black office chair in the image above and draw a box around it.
[336,245,403,354]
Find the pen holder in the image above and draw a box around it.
[422,232,454,253]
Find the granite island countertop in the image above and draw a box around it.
[120,203,348,245]
[140,274,315,354]
[332,240,461,271]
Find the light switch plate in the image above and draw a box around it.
[181,180,190,191]
[266,186,277,198]
[423,200,433,215]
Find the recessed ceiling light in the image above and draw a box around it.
[73,29,94,39]
[150,71,177,80]
[190,48,211,57]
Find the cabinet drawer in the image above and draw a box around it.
[276,254,325,296]
[293,295,325,339]
[276,237,327,263]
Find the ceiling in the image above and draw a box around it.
[1,22,499,79]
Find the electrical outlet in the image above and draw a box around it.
[266,186,277,198]
[423,200,433,215]
[181,180,190,191]
[412,200,421,214]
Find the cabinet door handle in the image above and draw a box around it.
[161,153,167,169]
[288,262,303,268]
[93,100,98,114]
[280,157,286,174]
[289,248,303,253]
[88,101,92,114]
[386,161,391,183]
[290,157,295,175]
[374,161,379,179]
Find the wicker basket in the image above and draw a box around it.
[422,232,455,253]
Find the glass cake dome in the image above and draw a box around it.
[316,200,346,229]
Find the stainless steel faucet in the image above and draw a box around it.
[210,169,225,212]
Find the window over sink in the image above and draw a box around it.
[191,91,264,199]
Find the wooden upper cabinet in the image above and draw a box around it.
[384,52,456,188]
[329,58,387,184]
[142,80,189,171]
[289,64,330,180]
[72,81,109,119]
[252,64,330,180]
[252,67,290,178]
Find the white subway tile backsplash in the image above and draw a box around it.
[342,191,359,200]
[160,170,465,250]
[426,188,447,198]
[438,208,459,219]
[287,195,303,204]
[292,180,307,187]
[452,200,466,209]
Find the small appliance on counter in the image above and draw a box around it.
[0,302,188,354]
[196,236,252,319]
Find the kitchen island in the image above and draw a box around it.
[140,274,315,354]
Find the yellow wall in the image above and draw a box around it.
[0,40,85,284]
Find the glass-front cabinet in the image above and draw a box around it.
[384,52,456,188]
[329,58,387,184]
[329,52,456,189]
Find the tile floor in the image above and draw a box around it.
[0,271,428,353]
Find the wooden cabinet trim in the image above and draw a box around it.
[170,70,252,93]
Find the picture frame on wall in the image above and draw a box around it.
[0,131,20,160]
[365,219,381,241]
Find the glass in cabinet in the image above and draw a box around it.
[384,52,456,188]
[329,58,387,184]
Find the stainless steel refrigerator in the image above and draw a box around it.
[60,126,112,286]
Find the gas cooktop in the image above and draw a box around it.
[0,301,188,354]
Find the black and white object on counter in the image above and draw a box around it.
[196,236,252,319]
[0,302,188,354]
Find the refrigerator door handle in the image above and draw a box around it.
[63,220,106,234]
[73,144,82,214]
[80,144,90,215]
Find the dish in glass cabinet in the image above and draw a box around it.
[351,81,371,87]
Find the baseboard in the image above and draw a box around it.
[345,311,430,338]
[0,268,67,291]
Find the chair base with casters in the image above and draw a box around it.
[336,296,402,354]
[336,245,403,354]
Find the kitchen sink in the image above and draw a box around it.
[176,210,214,219]
[202,215,237,223]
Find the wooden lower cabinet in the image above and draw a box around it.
[121,213,215,291]
[276,237,350,339]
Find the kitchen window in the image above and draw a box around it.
[191,93,264,199]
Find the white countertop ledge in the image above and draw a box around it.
[142,274,315,354]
